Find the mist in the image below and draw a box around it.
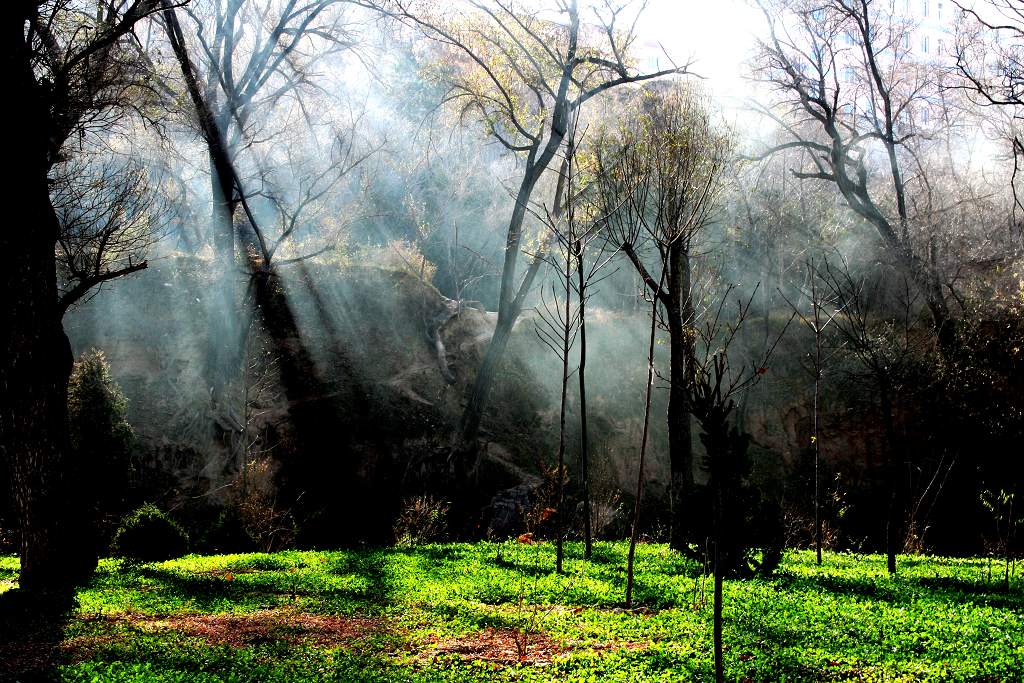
[1,0,1023,658]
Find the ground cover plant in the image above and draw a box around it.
[1,543,1020,682]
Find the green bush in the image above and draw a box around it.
[111,504,189,563]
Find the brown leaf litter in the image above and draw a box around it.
[422,626,648,666]
[96,609,385,648]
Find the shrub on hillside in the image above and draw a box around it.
[68,349,135,545]
[111,504,189,563]
[394,496,449,546]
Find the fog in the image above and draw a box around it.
[30,0,1023,555]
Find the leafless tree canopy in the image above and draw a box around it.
[53,155,169,313]
[752,0,967,346]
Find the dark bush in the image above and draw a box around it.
[111,504,189,563]
[202,505,258,554]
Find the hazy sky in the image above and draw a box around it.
[635,0,765,104]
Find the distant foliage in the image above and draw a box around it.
[111,504,189,563]
[393,496,449,546]
[68,350,133,451]
[349,240,437,283]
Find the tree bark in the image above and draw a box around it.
[621,241,695,551]
[456,66,573,453]
[555,278,571,575]
[666,243,695,551]
[1,4,96,607]
[880,384,900,575]
[814,311,823,566]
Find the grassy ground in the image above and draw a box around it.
[0,543,1021,682]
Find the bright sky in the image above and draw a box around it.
[633,0,766,103]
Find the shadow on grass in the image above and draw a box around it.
[0,589,74,682]
[326,552,396,604]
[121,558,398,613]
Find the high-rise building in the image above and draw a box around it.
[897,0,956,62]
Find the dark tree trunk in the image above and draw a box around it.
[880,384,901,575]
[666,243,694,551]
[163,1,241,402]
[1,5,97,611]
[456,130,565,455]
[247,264,367,543]
[713,545,724,683]
[814,327,823,566]
[453,317,514,474]
[703,415,728,683]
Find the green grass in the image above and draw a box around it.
[3,543,1022,681]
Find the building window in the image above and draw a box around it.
[937,38,944,55]
[922,0,929,17]
[937,1,943,19]
[921,108,930,124]
[844,66,855,82]
[921,34,930,53]
[903,34,910,50]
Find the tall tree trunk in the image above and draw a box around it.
[247,265,364,543]
[456,134,566,454]
[706,419,726,683]
[576,241,592,560]
[555,278,571,575]
[666,243,694,551]
[206,149,240,402]
[713,539,724,683]
[1,6,96,609]
[163,0,240,403]
[814,321,823,566]
[453,317,514,473]
[880,384,900,575]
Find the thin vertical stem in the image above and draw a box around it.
[626,269,665,607]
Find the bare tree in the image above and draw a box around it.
[753,0,958,354]
[599,83,732,550]
[361,0,689,466]
[53,155,169,315]
[162,0,358,398]
[533,161,577,575]
[571,166,618,561]
[686,285,791,683]
[780,258,845,564]
[817,254,931,574]
[532,126,616,570]
[625,265,664,608]
[954,0,1024,214]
